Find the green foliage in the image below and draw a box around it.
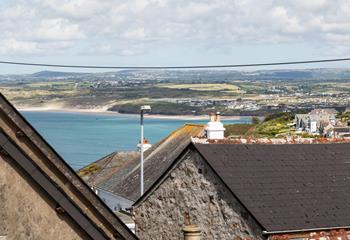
[78,163,100,177]
[337,111,350,125]
[264,112,294,122]
[251,116,260,125]
[255,113,294,137]
[224,124,255,137]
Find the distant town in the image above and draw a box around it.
[1,68,350,117]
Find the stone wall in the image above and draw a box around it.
[133,148,264,240]
[0,155,88,240]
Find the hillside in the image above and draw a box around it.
[1,68,349,116]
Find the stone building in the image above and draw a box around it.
[0,93,137,240]
[132,141,350,240]
[295,108,338,134]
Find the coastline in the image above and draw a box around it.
[18,107,248,120]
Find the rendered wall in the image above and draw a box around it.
[0,155,88,240]
[133,148,264,240]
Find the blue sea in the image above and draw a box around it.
[21,111,252,169]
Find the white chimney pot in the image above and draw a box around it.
[206,112,225,140]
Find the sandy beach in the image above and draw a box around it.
[18,106,246,120]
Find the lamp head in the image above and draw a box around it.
[140,105,151,111]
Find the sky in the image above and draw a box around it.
[1,0,350,74]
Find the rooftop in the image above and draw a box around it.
[81,124,205,201]
[194,142,350,232]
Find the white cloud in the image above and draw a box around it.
[35,18,85,41]
[1,0,350,56]
[122,27,146,40]
[0,39,37,54]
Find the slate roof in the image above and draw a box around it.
[194,143,350,233]
[79,151,139,187]
[96,124,205,201]
[0,93,137,240]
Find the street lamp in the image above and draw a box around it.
[140,105,151,196]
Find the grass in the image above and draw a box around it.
[224,117,260,137]
[224,124,255,137]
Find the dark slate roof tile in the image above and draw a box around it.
[194,143,350,232]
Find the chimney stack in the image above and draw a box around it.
[209,112,215,122]
[215,112,220,122]
[182,225,201,240]
[206,112,225,140]
[137,138,152,152]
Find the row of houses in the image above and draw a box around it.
[2,91,350,240]
[80,111,350,239]
[295,108,350,137]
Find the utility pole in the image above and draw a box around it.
[140,105,151,196]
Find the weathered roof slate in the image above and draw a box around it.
[0,92,137,240]
[79,151,139,187]
[194,143,350,232]
[98,124,205,201]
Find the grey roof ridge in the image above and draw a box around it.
[78,151,117,172]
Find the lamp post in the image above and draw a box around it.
[140,105,151,196]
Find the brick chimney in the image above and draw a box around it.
[206,112,225,140]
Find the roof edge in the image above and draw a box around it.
[0,130,108,239]
[263,225,350,235]
[133,141,193,207]
[0,93,137,240]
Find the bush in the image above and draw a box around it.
[252,117,260,125]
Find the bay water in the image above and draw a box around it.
[21,111,252,169]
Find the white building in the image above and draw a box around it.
[295,108,338,134]
[206,112,225,140]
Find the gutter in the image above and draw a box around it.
[262,225,350,235]
[93,186,136,203]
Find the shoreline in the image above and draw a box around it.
[18,107,250,120]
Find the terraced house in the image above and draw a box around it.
[132,141,350,240]
[80,111,350,240]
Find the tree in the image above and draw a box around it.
[252,116,260,125]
